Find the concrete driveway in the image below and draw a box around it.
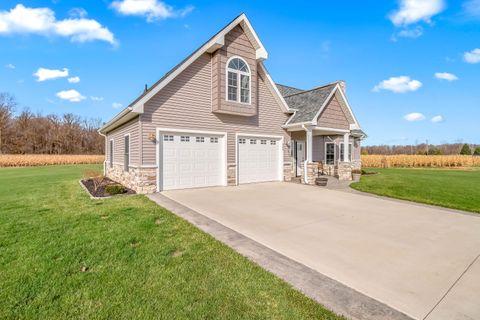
[162,182,480,320]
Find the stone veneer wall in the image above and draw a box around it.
[105,163,157,194]
[351,159,362,171]
[227,163,237,186]
[336,162,353,181]
[283,162,293,182]
[301,162,319,185]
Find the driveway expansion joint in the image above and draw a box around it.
[148,192,413,320]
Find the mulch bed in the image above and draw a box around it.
[81,177,136,198]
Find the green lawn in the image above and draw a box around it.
[351,167,480,213]
[0,165,340,319]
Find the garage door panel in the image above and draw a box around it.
[238,136,281,184]
[160,132,224,191]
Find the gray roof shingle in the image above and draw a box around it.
[284,83,337,124]
[275,84,304,97]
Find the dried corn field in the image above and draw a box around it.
[362,155,480,168]
[0,154,105,167]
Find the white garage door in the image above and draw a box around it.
[160,132,224,191]
[238,136,282,184]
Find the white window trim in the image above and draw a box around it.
[109,139,114,168]
[225,56,251,105]
[339,142,353,162]
[124,133,131,170]
[156,128,228,192]
[324,142,336,165]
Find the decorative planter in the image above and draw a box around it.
[352,173,361,182]
[315,177,328,186]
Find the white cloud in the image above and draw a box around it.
[463,0,480,17]
[464,48,480,64]
[56,89,86,102]
[390,0,446,26]
[0,4,116,44]
[434,72,458,81]
[373,76,423,93]
[67,76,80,83]
[404,112,426,121]
[34,67,69,81]
[90,96,104,101]
[395,26,423,39]
[112,102,123,109]
[111,0,194,22]
[68,8,88,19]
[5,63,15,69]
[431,115,443,123]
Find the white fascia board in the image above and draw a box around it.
[312,84,338,126]
[98,107,135,134]
[256,47,268,61]
[258,62,292,114]
[336,86,360,127]
[131,14,267,114]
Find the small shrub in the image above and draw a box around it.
[83,170,105,193]
[105,184,126,195]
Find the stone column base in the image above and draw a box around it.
[336,162,353,181]
[302,162,319,185]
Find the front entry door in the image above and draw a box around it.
[296,141,305,177]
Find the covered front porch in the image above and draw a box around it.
[288,125,364,184]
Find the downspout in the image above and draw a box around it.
[98,131,107,176]
[301,124,308,184]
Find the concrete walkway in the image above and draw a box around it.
[154,182,480,320]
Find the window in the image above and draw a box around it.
[163,135,174,142]
[109,140,114,168]
[270,140,276,145]
[181,136,190,142]
[239,138,246,144]
[340,143,353,162]
[226,57,250,104]
[325,143,335,165]
[196,137,205,143]
[210,137,218,143]
[124,135,130,171]
[261,139,267,145]
[250,139,257,144]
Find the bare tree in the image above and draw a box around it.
[0,93,17,154]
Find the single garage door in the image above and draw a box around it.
[238,136,282,184]
[160,132,225,191]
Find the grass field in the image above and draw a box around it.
[351,168,480,213]
[0,165,340,319]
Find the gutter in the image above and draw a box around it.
[98,106,134,134]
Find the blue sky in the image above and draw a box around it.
[0,0,479,146]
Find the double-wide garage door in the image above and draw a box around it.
[238,136,282,184]
[160,132,224,191]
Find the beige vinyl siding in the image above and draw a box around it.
[105,117,140,166]
[312,135,360,162]
[212,25,257,115]
[140,52,290,165]
[317,96,350,130]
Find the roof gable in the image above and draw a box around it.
[283,83,360,129]
[100,13,291,134]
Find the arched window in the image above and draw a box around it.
[227,57,250,104]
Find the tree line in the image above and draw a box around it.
[362,143,480,156]
[0,92,104,155]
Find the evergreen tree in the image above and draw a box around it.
[460,144,472,155]
[474,147,480,156]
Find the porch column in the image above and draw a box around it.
[306,127,313,162]
[343,133,350,162]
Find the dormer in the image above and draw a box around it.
[209,16,268,116]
